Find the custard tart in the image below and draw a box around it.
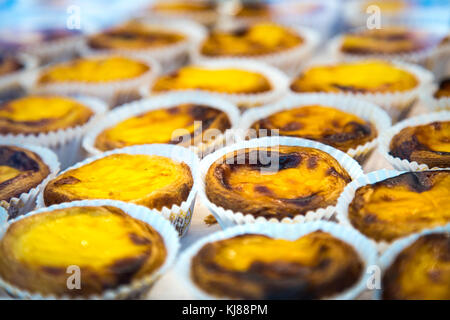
[44,153,193,210]
[87,21,186,51]
[290,61,418,94]
[0,205,166,297]
[382,232,450,300]
[340,27,440,55]
[191,231,363,299]
[152,65,272,95]
[0,145,50,202]
[250,105,377,153]
[205,146,352,219]
[94,104,231,151]
[0,55,23,77]
[0,95,94,135]
[434,78,450,99]
[38,56,150,84]
[389,121,450,168]
[348,170,450,242]
[200,23,303,58]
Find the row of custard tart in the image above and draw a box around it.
[0,200,178,299]
[0,144,59,218]
[39,144,199,236]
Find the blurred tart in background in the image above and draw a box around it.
[191,231,363,299]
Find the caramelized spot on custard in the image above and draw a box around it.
[152,66,271,94]
[382,233,450,300]
[290,61,418,94]
[251,105,377,152]
[349,171,450,242]
[38,56,150,84]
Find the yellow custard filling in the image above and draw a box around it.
[11,206,151,269]
[38,56,150,84]
[0,165,20,183]
[213,234,337,272]
[201,23,303,57]
[290,61,418,93]
[152,66,271,94]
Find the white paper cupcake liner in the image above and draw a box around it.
[289,59,434,122]
[0,53,38,90]
[428,42,450,80]
[198,136,363,228]
[142,59,289,110]
[80,19,207,73]
[237,94,392,165]
[191,25,320,77]
[31,53,161,108]
[335,169,450,253]
[374,223,450,300]
[420,83,450,112]
[36,144,200,237]
[0,142,60,219]
[175,221,378,300]
[0,199,180,300]
[82,91,240,159]
[378,111,450,171]
[0,95,108,169]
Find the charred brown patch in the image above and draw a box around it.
[53,176,81,186]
